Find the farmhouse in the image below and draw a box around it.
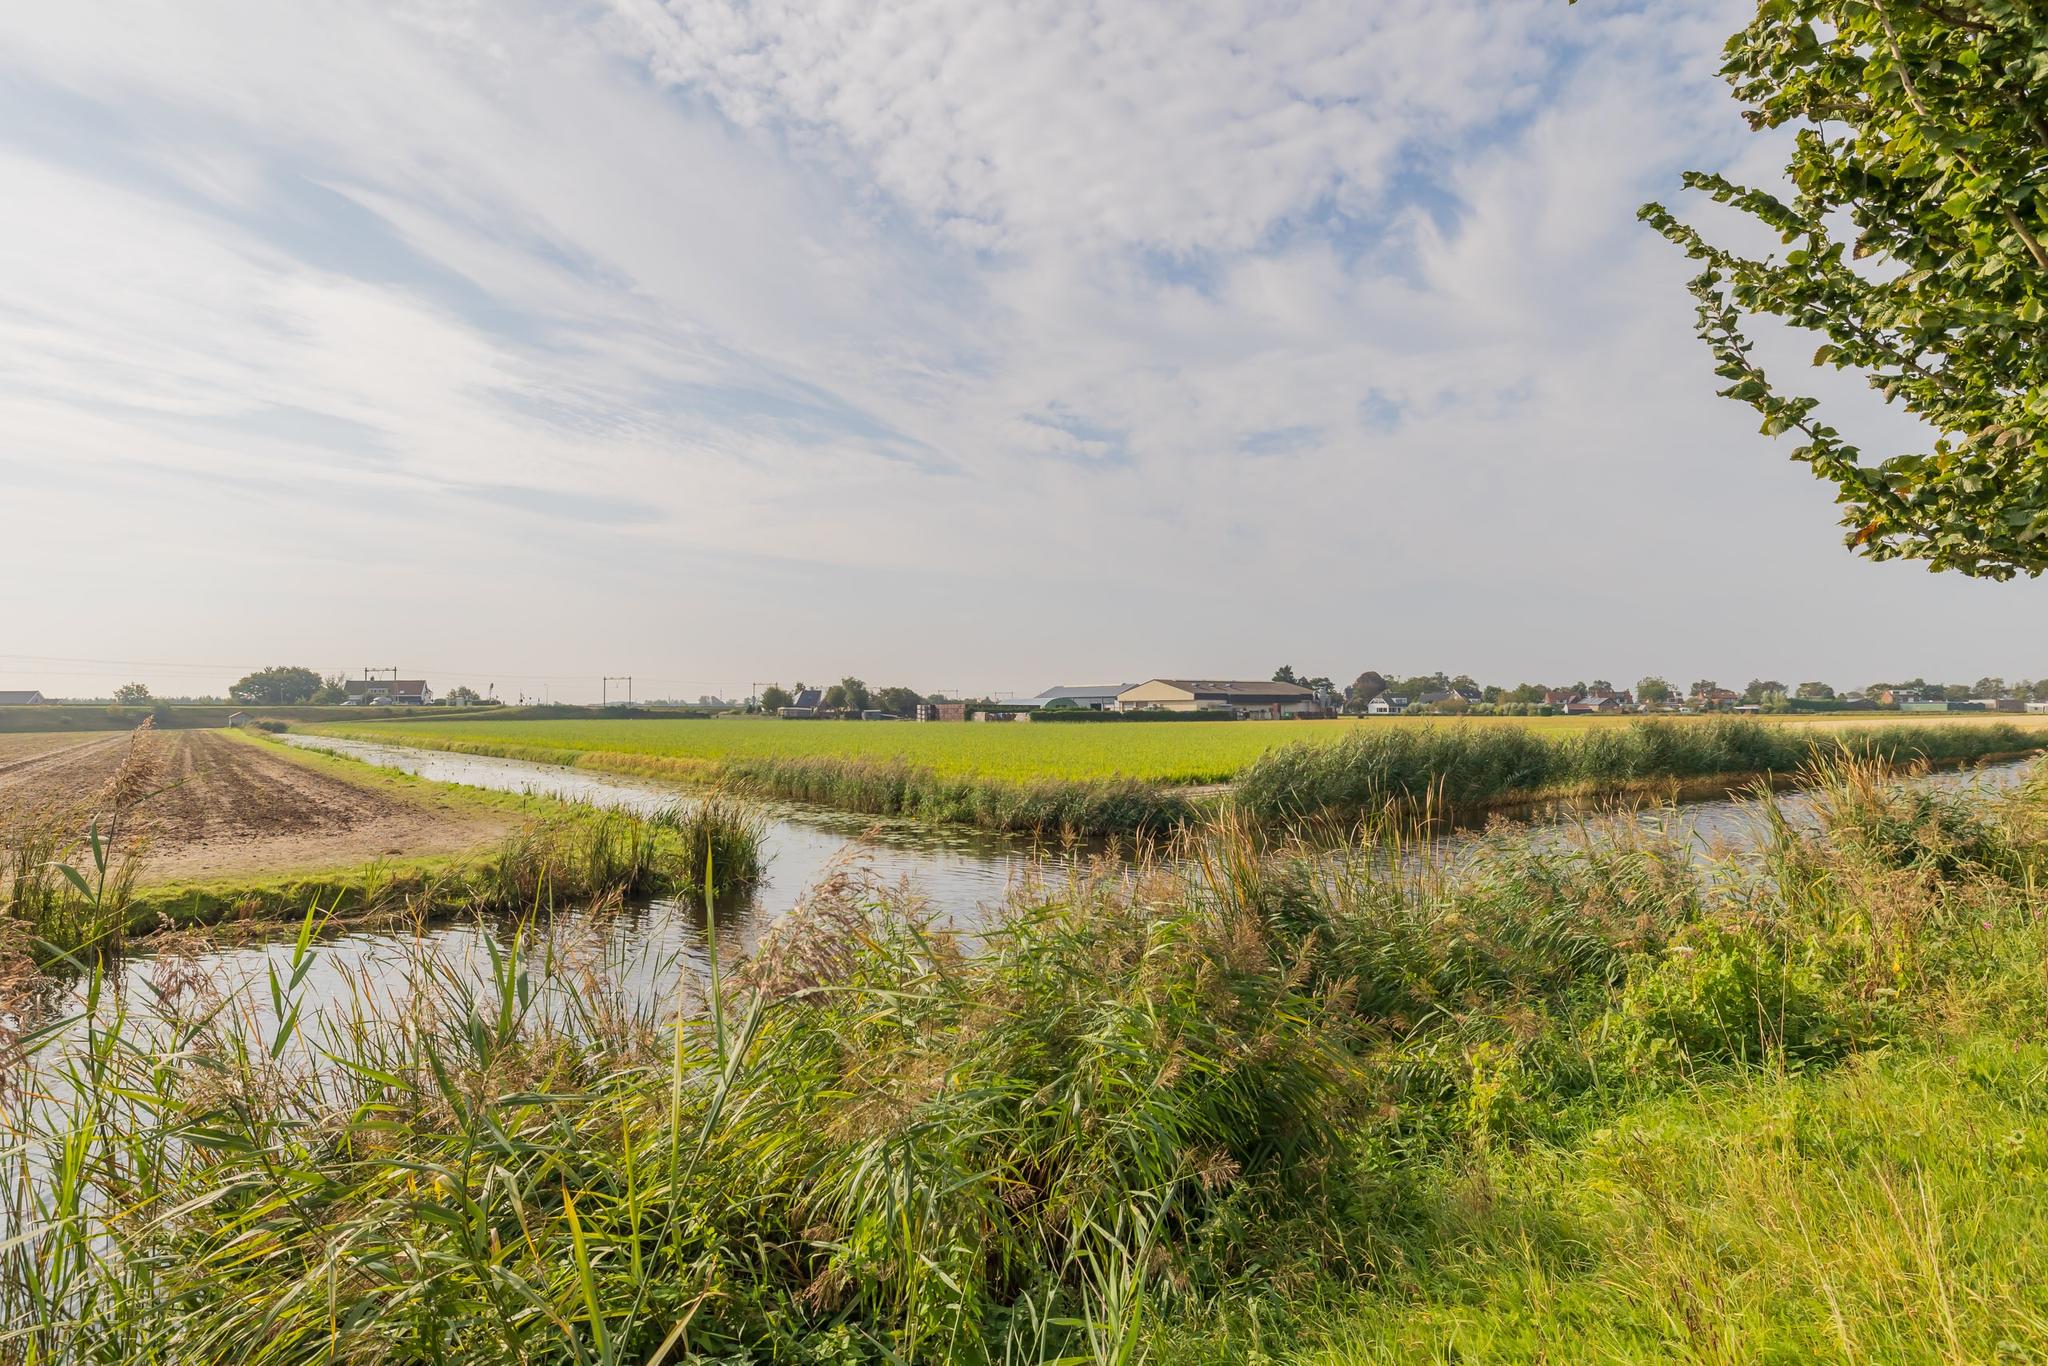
[344,678,433,705]
[0,690,46,705]
[778,687,826,719]
[1115,679,1317,719]
[1417,687,1483,709]
[1365,694,1409,715]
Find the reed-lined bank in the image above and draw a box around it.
[2,794,763,962]
[1235,716,2044,827]
[10,756,2048,1361]
[718,752,1195,837]
[297,726,1202,836]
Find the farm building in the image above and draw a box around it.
[0,690,46,705]
[1365,694,1409,715]
[1115,679,1317,719]
[916,702,967,722]
[344,678,433,705]
[1013,684,1132,712]
[779,687,826,719]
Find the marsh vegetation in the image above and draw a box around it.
[7,753,2048,1361]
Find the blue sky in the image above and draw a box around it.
[4,0,2046,703]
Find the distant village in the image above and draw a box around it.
[763,671,2048,721]
[7,669,2048,721]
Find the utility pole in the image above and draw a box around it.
[602,676,632,707]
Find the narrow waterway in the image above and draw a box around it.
[54,737,2044,1042]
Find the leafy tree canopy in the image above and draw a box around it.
[112,682,151,704]
[1391,673,1451,700]
[229,666,321,705]
[1637,676,1674,703]
[874,686,923,716]
[760,685,793,712]
[1642,0,2048,578]
[1345,672,1388,706]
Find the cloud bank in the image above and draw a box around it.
[2,1,2042,700]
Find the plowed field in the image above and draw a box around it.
[0,729,515,882]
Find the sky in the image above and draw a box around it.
[3,0,2044,704]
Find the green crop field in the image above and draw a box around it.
[308,711,2048,787]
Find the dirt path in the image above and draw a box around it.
[0,729,518,883]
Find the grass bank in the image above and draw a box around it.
[299,726,1200,838]
[1236,715,2045,827]
[10,755,2048,1360]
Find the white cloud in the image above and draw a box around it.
[3,0,2044,700]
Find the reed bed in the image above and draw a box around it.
[2,796,763,960]
[8,755,2048,1360]
[719,753,1195,837]
[649,794,768,900]
[1234,715,2041,826]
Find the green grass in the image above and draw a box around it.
[303,714,2048,838]
[1158,1038,2048,1363]
[309,713,2048,787]
[12,755,2048,1361]
[309,714,1347,784]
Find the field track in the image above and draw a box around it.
[0,729,515,883]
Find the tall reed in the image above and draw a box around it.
[6,754,2047,1361]
[1233,716,2039,826]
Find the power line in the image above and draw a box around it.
[0,653,754,688]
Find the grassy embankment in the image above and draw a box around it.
[0,734,764,959]
[309,713,2048,837]
[10,755,2048,1360]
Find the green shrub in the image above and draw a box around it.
[1599,921,1877,1078]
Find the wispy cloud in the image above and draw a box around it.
[3,1,2043,699]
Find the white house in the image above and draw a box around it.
[344,678,433,705]
[1365,694,1409,715]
